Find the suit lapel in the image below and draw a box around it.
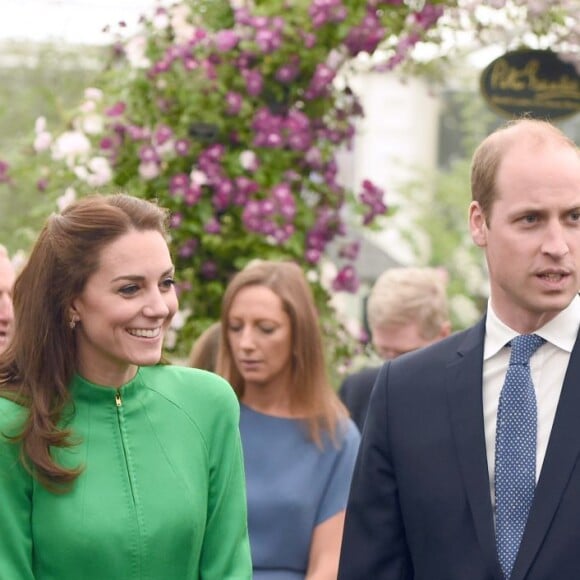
[512,331,580,580]
[446,320,504,580]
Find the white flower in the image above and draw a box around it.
[81,113,104,136]
[230,0,253,8]
[79,100,97,114]
[56,187,77,212]
[171,307,192,331]
[139,161,160,180]
[152,11,170,30]
[75,157,113,187]
[52,131,91,167]
[73,166,89,180]
[190,169,208,186]
[239,150,258,171]
[170,4,195,43]
[86,157,112,187]
[34,116,47,134]
[125,35,151,69]
[156,139,175,158]
[164,328,177,350]
[34,131,52,152]
[84,87,103,102]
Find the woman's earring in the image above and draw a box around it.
[69,316,79,330]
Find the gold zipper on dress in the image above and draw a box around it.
[115,391,122,407]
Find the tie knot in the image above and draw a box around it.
[509,334,545,366]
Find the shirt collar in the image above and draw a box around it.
[484,294,580,360]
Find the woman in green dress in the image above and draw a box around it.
[0,193,251,579]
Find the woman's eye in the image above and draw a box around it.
[119,285,139,296]
[161,277,176,290]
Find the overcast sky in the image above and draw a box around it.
[2,0,160,44]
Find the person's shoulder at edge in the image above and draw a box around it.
[340,365,382,392]
[342,365,382,383]
[379,324,480,385]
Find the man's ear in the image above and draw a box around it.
[469,201,488,248]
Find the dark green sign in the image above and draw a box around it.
[480,49,580,120]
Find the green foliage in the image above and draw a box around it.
[0,0,455,366]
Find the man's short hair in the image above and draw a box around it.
[366,267,449,340]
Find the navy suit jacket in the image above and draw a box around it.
[339,366,381,432]
[339,318,580,580]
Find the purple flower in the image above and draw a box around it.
[138,145,159,163]
[170,212,183,229]
[305,64,336,99]
[169,173,189,197]
[345,11,385,56]
[413,4,445,29]
[0,160,10,183]
[204,217,222,234]
[200,260,219,280]
[338,241,361,260]
[275,61,300,83]
[332,265,360,293]
[359,179,388,225]
[305,249,321,264]
[255,28,282,54]
[100,136,117,151]
[226,91,243,115]
[212,179,234,211]
[184,185,202,206]
[105,101,126,117]
[126,125,149,141]
[174,138,191,156]
[214,29,240,52]
[234,176,259,204]
[309,0,348,28]
[242,69,263,97]
[154,125,173,145]
[305,147,323,169]
[178,238,198,258]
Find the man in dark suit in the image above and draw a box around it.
[338,119,580,580]
[339,267,451,431]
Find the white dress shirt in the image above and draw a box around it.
[482,295,580,511]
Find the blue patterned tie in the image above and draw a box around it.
[495,334,545,579]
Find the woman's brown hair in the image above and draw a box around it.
[216,260,348,445]
[0,193,169,490]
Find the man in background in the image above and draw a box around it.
[0,245,15,354]
[339,267,451,431]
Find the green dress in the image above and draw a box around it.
[0,365,252,579]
